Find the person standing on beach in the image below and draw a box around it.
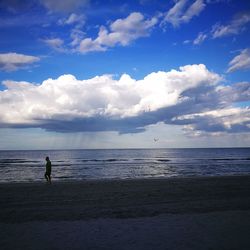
[45,156,52,184]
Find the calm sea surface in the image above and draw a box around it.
[0,148,249,183]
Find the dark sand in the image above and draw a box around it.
[1,175,250,249]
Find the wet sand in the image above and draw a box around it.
[1,175,250,249]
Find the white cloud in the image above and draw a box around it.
[211,12,250,38]
[42,38,65,52]
[193,32,207,45]
[58,13,85,28]
[65,13,84,25]
[227,48,250,73]
[215,81,250,103]
[0,52,40,72]
[40,0,89,13]
[1,64,248,135]
[176,107,250,136]
[0,64,223,132]
[77,12,158,53]
[57,13,85,49]
[163,0,206,27]
[190,12,250,46]
[78,38,105,53]
[183,40,191,44]
[70,28,85,47]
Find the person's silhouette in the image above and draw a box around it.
[45,156,52,184]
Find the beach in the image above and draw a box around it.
[1,175,250,249]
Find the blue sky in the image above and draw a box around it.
[0,0,250,149]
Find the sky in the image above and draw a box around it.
[0,0,250,150]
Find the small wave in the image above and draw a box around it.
[78,158,129,163]
[157,159,171,162]
[209,158,250,161]
[106,159,129,162]
[56,176,74,179]
[0,159,41,164]
[52,164,72,167]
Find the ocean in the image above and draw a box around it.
[0,148,249,183]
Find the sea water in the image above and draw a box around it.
[0,148,249,183]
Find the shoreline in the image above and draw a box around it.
[1,173,250,185]
[1,174,250,249]
[1,175,250,223]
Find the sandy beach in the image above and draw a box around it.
[1,175,250,249]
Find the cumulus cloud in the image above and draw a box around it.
[227,48,250,73]
[40,0,89,13]
[0,52,40,72]
[211,12,250,38]
[163,0,206,27]
[1,63,249,135]
[175,107,250,136]
[171,79,250,135]
[77,12,158,53]
[215,81,250,103]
